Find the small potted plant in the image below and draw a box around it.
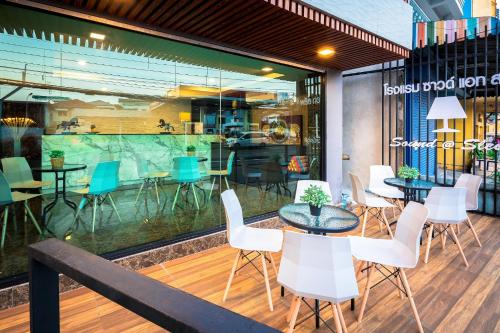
[398,165,419,183]
[300,185,331,217]
[186,145,196,156]
[49,150,64,169]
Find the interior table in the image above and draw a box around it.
[383,178,436,205]
[278,203,359,330]
[33,164,87,231]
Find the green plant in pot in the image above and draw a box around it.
[398,165,419,183]
[186,145,196,156]
[49,150,64,169]
[300,185,331,217]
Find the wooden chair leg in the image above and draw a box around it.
[287,295,301,333]
[135,181,145,204]
[358,262,373,323]
[223,249,241,302]
[1,207,9,249]
[381,208,394,239]
[336,303,348,333]
[331,302,343,333]
[399,268,424,333]
[286,296,299,323]
[361,208,368,237]
[439,224,446,249]
[456,224,460,234]
[376,208,383,233]
[261,253,274,311]
[466,216,482,247]
[355,260,365,281]
[395,268,404,299]
[267,252,278,277]
[449,226,469,267]
[91,198,98,233]
[424,223,433,263]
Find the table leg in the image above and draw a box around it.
[351,298,355,311]
[281,286,284,297]
[315,299,320,329]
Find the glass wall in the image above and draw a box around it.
[0,4,324,282]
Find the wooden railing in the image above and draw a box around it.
[29,238,279,333]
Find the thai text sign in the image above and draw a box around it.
[383,74,500,96]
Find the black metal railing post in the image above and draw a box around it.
[29,256,60,333]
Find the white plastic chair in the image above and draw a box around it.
[134,158,169,205]
[423,187,469,267]
[349,202,429,333]
[368,165,404,213]
[294,180,333,204]
[1,157,52,189]
[221,189,283,311]
[454,173,482,247]
[349,172,394,238]
[278,231,358,333]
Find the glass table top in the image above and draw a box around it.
[278,203,359,234]
[33,163,87,172]
[384,177,436,190]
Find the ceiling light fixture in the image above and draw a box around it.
[261,67,273,72]
[77,60,87,66]
[90,32,105,40]
[318,48,335,56]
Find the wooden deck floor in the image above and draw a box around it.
[0,213,499,333]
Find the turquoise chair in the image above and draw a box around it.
[171,157,201,211]
[0,171,42,249]
[73,161,121,233]
[1,157,52,189]
[208,151,235,198]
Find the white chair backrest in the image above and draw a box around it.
[369,165,396,190]
[455,173,482,211]
[424,187,468,223]
[394,202,429,266]
[349,172,366,205]
[221,190,245,246]
[278,231,358,301]
[1,157,34,185]
[294,180,332,204]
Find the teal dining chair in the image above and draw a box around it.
[171,157,201,211]
[0,171,42,249]
[208,151,235,198]
[73,161,122,233]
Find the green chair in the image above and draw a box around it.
[0,171,42,249]
[208,151,235,198]
[73,161,121,233]
[171,157,202,211]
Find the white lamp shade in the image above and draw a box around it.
[427,96,466,120]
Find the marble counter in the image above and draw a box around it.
[41,134,219,189]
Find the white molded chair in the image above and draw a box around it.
[1,157,52,190]
[221,189,283,311]
[423,187,470,267]
[349,202,429,333]
[294,180,333,204]
[278,231,358,333]
[0,171,42,249]
[134,158,169,205]
[368,165,404,213]
[454,173,482,246]
[349,172,394,238]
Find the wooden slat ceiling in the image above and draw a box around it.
[11,0,410,71]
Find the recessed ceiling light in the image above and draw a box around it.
[90,32,105,40]
[261,67,273,72]
[77,60,87,66]
[101,87,108,91]
[318,48,335,56]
